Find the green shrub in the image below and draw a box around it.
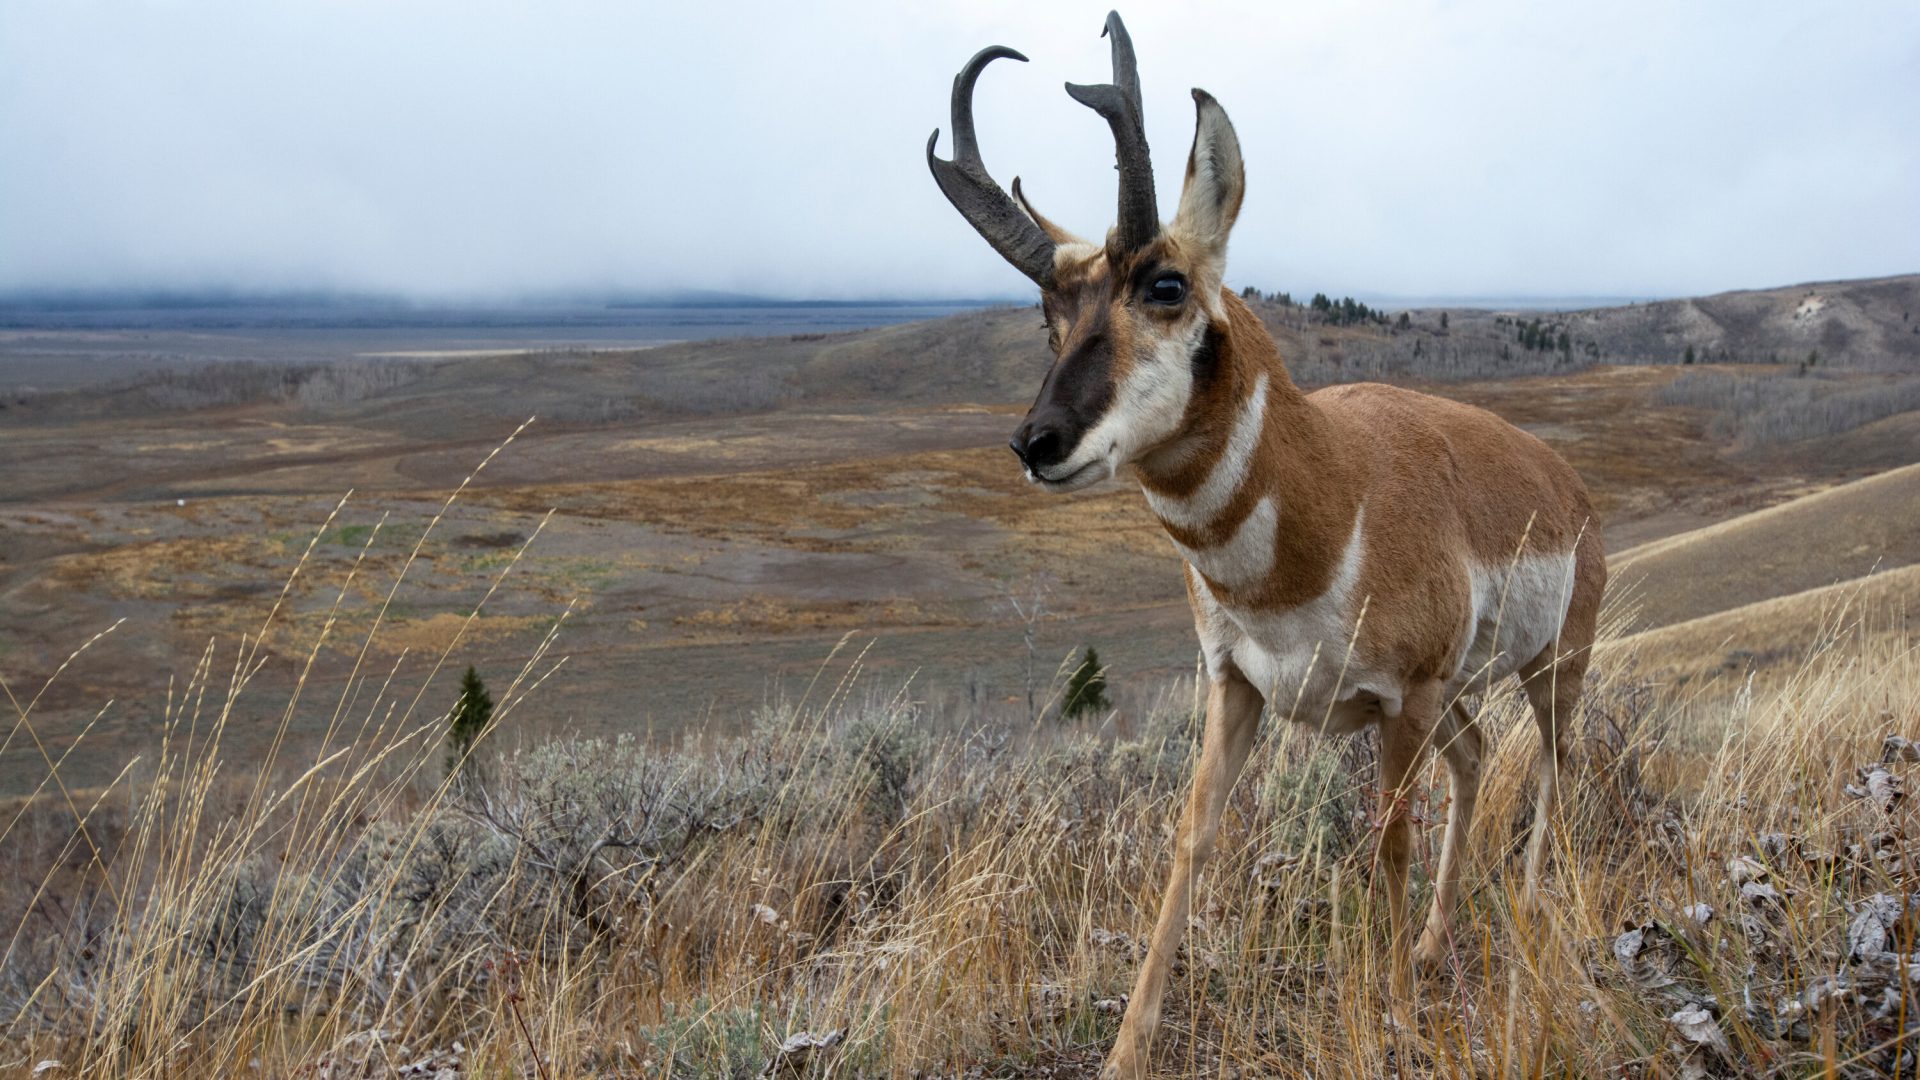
[446,665,493,779]
[1061,647,1113,721]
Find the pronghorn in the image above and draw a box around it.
[928,12,1605,1076]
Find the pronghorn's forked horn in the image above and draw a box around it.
[1066,11,1158,253]
[927,46,1058,289]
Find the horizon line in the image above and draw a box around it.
[1,270,1912,314]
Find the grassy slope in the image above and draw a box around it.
[1610,461,1920,631]
[1607,561,1920,682]
[7,551,1919,1078]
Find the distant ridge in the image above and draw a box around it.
[0,294,1009,333]
[0,288,414,312]
[0,287,1025,314]
[602,294,1022,310]
[1353,294,1661,311]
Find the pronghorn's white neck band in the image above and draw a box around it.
[1143,371,1269,531]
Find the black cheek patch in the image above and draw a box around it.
[1189,325,1224,388]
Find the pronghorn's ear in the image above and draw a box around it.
[1171,89,1245,258]
[1012,176,1086,247]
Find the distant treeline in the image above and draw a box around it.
[1238,286,1389,327]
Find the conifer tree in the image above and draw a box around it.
[1062,647,1113,721]
[446,665,494,780]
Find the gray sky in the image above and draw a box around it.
[1,1,1915,302]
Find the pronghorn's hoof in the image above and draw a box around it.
[1413,926,1453,975]
[1100,1031,1149,1080]
[1381,1001,1426,1042]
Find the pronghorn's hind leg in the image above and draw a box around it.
[1415,700,1482,972]
[1516,646,1587,908]
[1515,529,1603,910]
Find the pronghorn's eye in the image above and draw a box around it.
[1147,275,1187,305]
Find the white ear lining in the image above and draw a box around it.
[1172,91,1245,253]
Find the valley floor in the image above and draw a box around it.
[4,358,1913,796]
[4,285,1920,1074]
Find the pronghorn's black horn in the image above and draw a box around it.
[928,46,1057,289]
[1066,11,1158,253]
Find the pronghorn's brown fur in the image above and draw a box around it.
[927,17,1604,1079]
[1093,281,1605,1078]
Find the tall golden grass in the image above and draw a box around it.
[4,437,1918,1078]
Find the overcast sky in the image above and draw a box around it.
[1,1,1914,302]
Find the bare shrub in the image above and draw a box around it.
[289,359,424,408]
[10,467,1920,1077]
[1656,369,1920,446]
[141,359,304,409]
[535,394,648,424]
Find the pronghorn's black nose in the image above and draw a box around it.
[1009,419,1069,473]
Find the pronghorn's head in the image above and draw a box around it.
[928,12,1246,493]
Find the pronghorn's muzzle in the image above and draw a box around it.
[1009,404,1111,492]
[1008,417,1070,473]
[1012,317,1115,476]
[1012,317,1116,489]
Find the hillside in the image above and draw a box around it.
[1559,273,1920,369]
[12,273,1915,433]
[1606,562,1920,683]
[1235,273,1920,384]
[1599,461,1920,684]
[1610,462,1920,631]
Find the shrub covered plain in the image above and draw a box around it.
[4,276,1920,1076]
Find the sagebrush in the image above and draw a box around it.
[4,473,1919,1078]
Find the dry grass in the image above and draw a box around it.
[468,445,1173,563]
[1607,563,1920,686]
[6,455,1920,1078]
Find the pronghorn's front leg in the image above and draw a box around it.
[1103,673,1263,1080]
[1375,681,1439,1007]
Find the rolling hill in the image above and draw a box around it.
[1606,562,1920,684]
[1553,273,1920,370]
[1605,463,1920,681]
[1610,462,1920,631]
